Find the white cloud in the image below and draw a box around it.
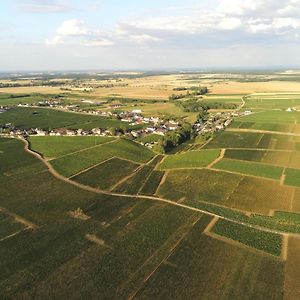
[45,35,64,46]
[46,19,114,47]
[56,19,88,36]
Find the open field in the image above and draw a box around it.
[29,136,115,159]
[1,135,298,298]
[214,158,284,180]
[211,81,300,94]
[157,168,294,215]
[0,107,130,130]
[4,73,300,298]
[114,164,154,194]
[49,138,154,177]
[158,150,220,170]
[212,219,282,256]
[72,157,139,190]
[135,217,284,300]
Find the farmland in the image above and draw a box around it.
[34,138,154,178]
[2,74,300,299]
[0,107,130,130]
[213,158,284,180]
[158,150,220,170]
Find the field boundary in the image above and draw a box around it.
[207,148,225,169]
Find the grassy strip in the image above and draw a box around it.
[214,159,283,180]
[212,219,282,256]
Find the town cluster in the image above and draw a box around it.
[0,100,252,149]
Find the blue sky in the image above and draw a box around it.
[1,0,300,71]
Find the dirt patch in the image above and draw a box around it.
[85,234,112,249]
[68,208,90,220]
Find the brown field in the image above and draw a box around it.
[211,81,300,94]
[284,236,300,300]
[0,86,65,94]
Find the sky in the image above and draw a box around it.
[1,0,300,71]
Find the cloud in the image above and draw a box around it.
[16,0,73,14]
[46,19,114,47]
[56,19,88,36]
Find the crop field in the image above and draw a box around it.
[0,138,46,178]
[205,130,300,151]
[135,216,284,300]
[243,93,300,110]
[0,93,53,105]
[236,110,300,124]
[138,133,163,144]
[158,168,294,215]
[114,165,154,194]
[212,219,282,256]
[0,107,131,130]
[72,158,140,190]
[231,121,294,133]
[158,169,242,204]
[0,210,26,240]
[158,150,220,170]
[1,131,296,298]
[214,158,284,180]
[29,136,115,159]
[284,168,300,187]
[204,131,264,149]
[50,139,154,177]
[228,177,293,214]
[139,170,165,195]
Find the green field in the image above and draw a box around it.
[135,216,284,300]
[204,131,264,149]
[212,219,282,256]
[284,168,300,187]
[50,139,154,177]
[214,158,284,180]
[72,157,139,190]
[0,211,26,239]
[29,136,115,158]
[114,165,154,194]
[139,170,165,195]
[0,107,132,130]
[158,150,220,169]
[0,135,289,298]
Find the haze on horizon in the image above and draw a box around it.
[1,0,300,71]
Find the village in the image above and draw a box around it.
[0,100,252,149]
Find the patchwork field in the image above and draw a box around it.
[0,133,297,299]
[3,83,300,298]
[42,138,154,178]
